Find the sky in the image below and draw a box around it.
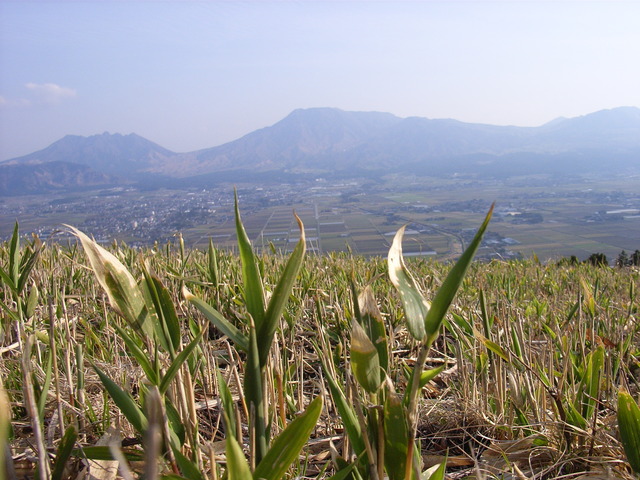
[1,1,640,160]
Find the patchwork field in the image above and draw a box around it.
[2,174,639,263]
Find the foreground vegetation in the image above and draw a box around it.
[1,201,640,479]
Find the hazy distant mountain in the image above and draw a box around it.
[2,106,640,194]
[182,108,402,174]
[4,132,177,178]
[0,161,116,195]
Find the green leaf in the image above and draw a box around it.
[216,368,237,440]
[8,222,19,289]
[317,352,365,458]
[388,225,430,341]
[184,287,249,351]
[474,330,510,362]
[423,204,493,343]
[258,213,306,367]
[421,458,446,480]
[112,323,158,384]
[245,324,267,463]
[52,425,78,480]
[253,395,323,480]
[350,320,382,393]
[357,285,389,372]
[142,265,181,354]
[172,445,205,480]
[226,434,252,480]
[419,364,446,389]
[384,392,411,480]
[71,446,144,461]
[17,237,42,295]
[234,189,266,330]
[92,363,148,435]
[208,238,219,286]
[68,225,152,339]
[159,328,205,395]
[37,353,52,422]
[575,345,604,421]
[618,390,640,475]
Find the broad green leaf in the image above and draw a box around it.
[92,363,148,435]
[259,213,305,367]
[68,225,152,339]
[357,285,389,372]
[0,379,10,477]
[8,222,19,289]
[325,462,358,480]
[384,392,417,480]
[423,204,493,343]
[159,328,205,395]
[421,458,446,480]
[234,189,266,330]
[71,446,144,461]
[52,425,78,480]
[449,313,473,337]
[17,237,42,295]
[388,225,430,340]
[575,346,604,421]
[565,400,587,429]
[350,320,382,393]
[474,330,510,362]
[142,265,181,354]
[419,364,446,389]
[225,434,252,480]
[245,324,267,463]
[184,287,249,351]
[26,283,38,318]
[253,395,323,480]
[618,390,640,475]
[172,445,205,480]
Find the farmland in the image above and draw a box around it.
[1,208,640,479]
[1,173,640,263]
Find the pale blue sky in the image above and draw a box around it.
[1,1,640,160]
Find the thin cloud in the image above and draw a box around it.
[25,82,76,104]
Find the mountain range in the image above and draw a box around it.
[2,106,640,195]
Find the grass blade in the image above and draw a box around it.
[388,225,430,341]
[92,363,148,435]
[253,395,323,480]
[51,425,78,480]
[159,328,205,395]
[216,368,237,440]
[351,320,382,393]
[259,212,306,367]
[183,287,249,351]
[225,434,252,480]
[234,189,265,330]
[618,390,640,475]
[357,285,389,372]
[423,204,493,343]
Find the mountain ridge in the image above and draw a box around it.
[2,106,640,194]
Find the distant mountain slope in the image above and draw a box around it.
[181,108,402,175]
[2,106,640,193]
[0,161,116,195]
[4,132,178,177]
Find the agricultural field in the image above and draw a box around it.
[1,174,640,264]
[1,207,640,479]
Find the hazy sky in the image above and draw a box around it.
[2,1,640,160]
